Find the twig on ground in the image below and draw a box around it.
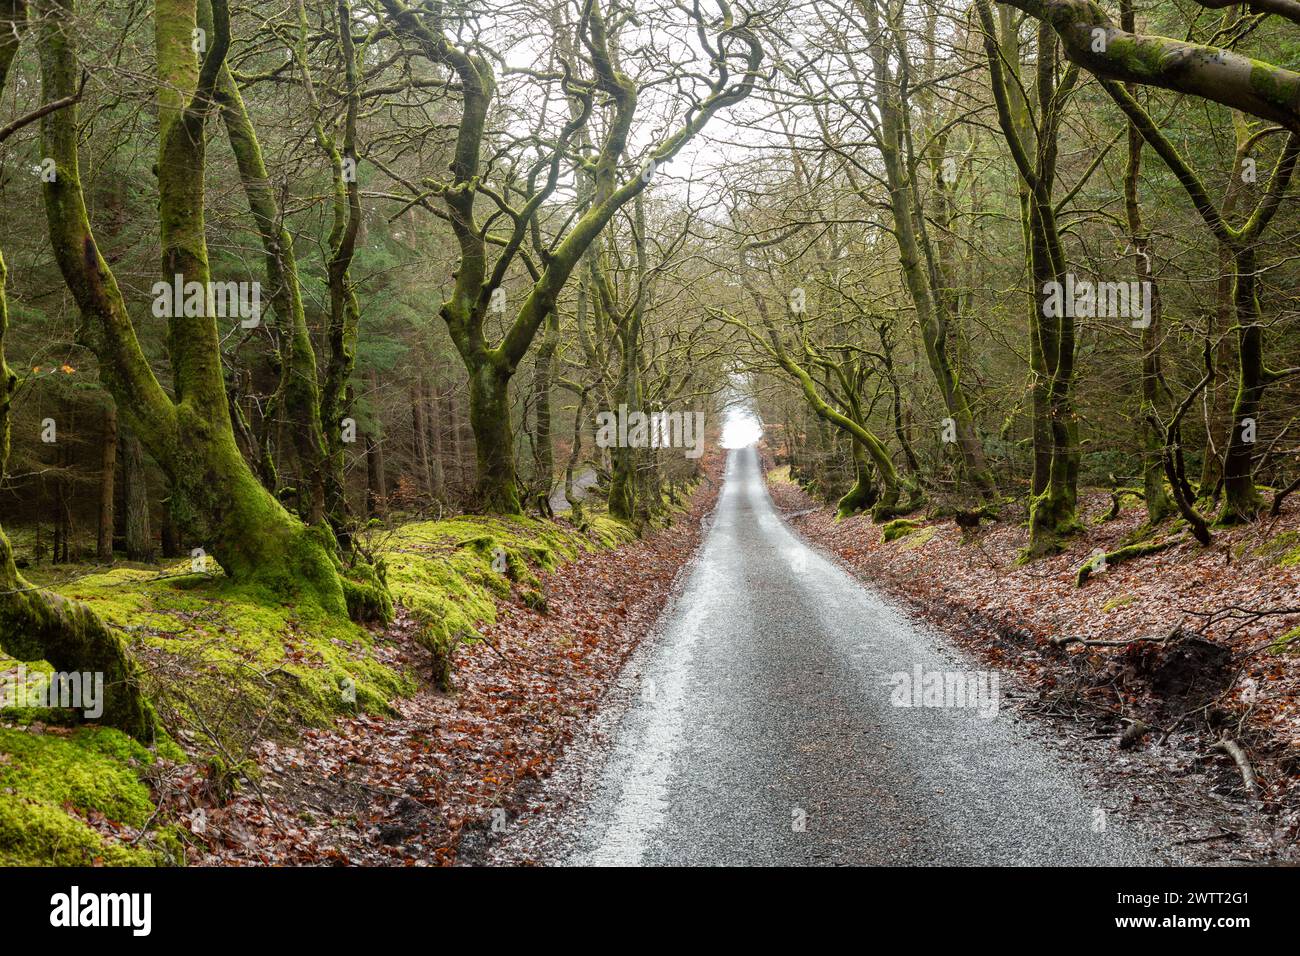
[1211,738,1261,800]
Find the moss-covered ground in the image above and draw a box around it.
[1,509,635,866]
[0,724,180,865]
[384,513,630,654]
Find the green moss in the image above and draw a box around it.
[898,526,938,550]
[15,507,638,866]
[1259,531,1300,568]
[384,513,633,656]
[340,559,395,624]
[0,726,162,866]
[1271,625,1299,655]
[1103,594,1137,612]
[0,660,69,726]
[39,512,631,731]
[1022,486,1083,562]
[588,515,636,545]
[55,564,410,729]
[881,518,923,543]
[0,726,152,821]
[1075,536,1180,587]
[1249,59,1300,109]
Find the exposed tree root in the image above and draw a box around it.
[0,559,156,741]
[1211,738,1261,800]
[1050,626,1180,649]
[1102,486,1144,522]
[1075,534,1186,587]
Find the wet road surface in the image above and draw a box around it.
[544,445,1163,866]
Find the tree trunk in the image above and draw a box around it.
[609,193,650,523]
[97,400,116,562]
[411,381,433,496]
[607,345,640,523]
[532,314,558,499]
[564,389,589,519]
[215,57,329,532]
[1199,241,1237,496]
[37,0,358,615]
[160,498,181,558]
[1134,236,1174,525]
[1025,210,1082,557]
[366,429,387,517]
[120,429,153,561]
[1220,246,1267,524]
[316,1,363,544]
[1199,119,1250,498]
[466,360,522,514]
[837,440,879,518]
[1118,19,1175,526]
[425,374,445,499]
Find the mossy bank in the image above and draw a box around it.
[1,510,635,865]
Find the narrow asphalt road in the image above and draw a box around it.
[545,445,1164,866]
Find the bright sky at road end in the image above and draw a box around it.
[721,407,763,449]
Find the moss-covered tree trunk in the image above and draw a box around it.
[1220,247,1268,523]
[0,92,153,738]
[1026,198,1082,556]
[562,387,590,520]
[213,61,328,530]
[1000,0,1300,133]
[466,360,522,514]
[606,340,640,522]
[836,440,879,518]
[310,0,364,542]
[607,195,648,524]
[531,313,559,502]
[1199,118,1251,497]
[862,0,995,499]
[37,0,352,615]
[1199,241,1237,497]
[1118,6,1175,526]
[1136,255,1174,525]
[975,3,1082,557]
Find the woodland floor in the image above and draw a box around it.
[166,462,722,866]
[766,458,1300,863]
[7,444,1298,865]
